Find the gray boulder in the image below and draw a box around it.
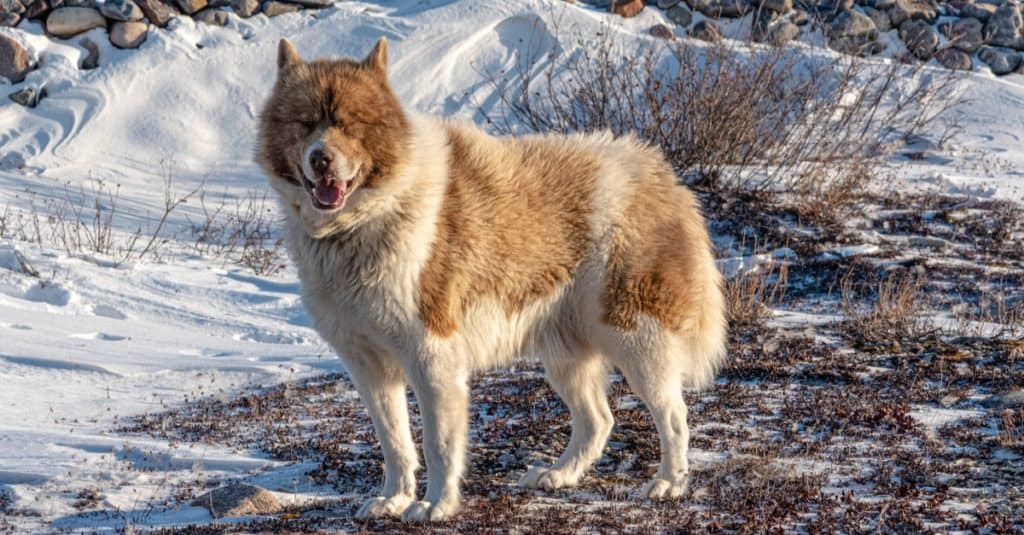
[22,0,52,20]
[279,0,329,7]
[757,0,792,13]
[940,16,984,52]
[768,19,800,44]
[688,0,750,18]
[887,0,937,26]
[191,483,283,518]
[46,7,106,38]
[8,85,44,107]
[934,47,972,70]
[135,0,177,26]
[0,33,31,83]
[100,0,143,20]
[649,23,675,38]
[899,19,939,59]
[0,0,25,27]
[862,5,890,30]
[984,2,1024,50]
[960,2,996,22]
[230,0,257,17]
[979,45,1021,73]
[79,36,99,69]
[173,0,205,14]
[688,19,724,40]
[109,20,146,47]
[193,6,226,24]
[666,3,692,24]
[830,8,877,36]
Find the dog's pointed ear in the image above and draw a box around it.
[278,38,301,71]
[362,37,388,74]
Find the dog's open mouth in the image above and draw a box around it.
[303,170,358,210]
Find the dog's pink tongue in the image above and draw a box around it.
[314,182,343,205]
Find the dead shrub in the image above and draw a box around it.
[479,20,961,224]
[725,260,788,329]
[840,270,932,347]
[186,190,286,276]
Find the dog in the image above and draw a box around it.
[256,38,727,522]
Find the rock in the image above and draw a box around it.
[99,0,143,20]
[887,0,937,26]
[959,2,996,22]
[829,8,877,37]
[8,85,44,107]
[984,3,1024,50]
[279,0,328,6]
[688,19,723,40]
[193,6,226,24]
[689,0,750,18]
[109,20,146,47]
[260,0,296,15]
[0,0,25,26]
[979,45,1021,73]
[666,3,692,24]
[46,7,106,38]
[768,19,800,44]
[657,0,680,7]
[862,5,891,30]
[757,0,791,13]
[173,0,204,14]
[22,0,52,20]
[230,0,256,17]
[191,484,282,518]
[940,16,984,52]
[790,8,809,24]
[0,33,31,83]
[135,0,177,26]
[610,0,644,16]
[934,47,972,69]
[864,0,895,9]
[797,0,852,17]
[649,23,675,38]
[79,36,99,68]
[899,19,939,59]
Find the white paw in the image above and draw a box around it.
[517,465,580,490]
[642,474,690,500]
[355,494,415,519]
[400,498,460,522]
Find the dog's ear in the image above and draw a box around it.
[278,38,302,71]
[362,37,388,74]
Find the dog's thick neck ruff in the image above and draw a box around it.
[254,38,727,523]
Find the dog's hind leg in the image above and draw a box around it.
[401,361,469,522]
[340,341,419,519]
[604,327,692,499]
[519,354,613,490]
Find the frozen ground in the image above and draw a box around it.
[0,0,1022,532]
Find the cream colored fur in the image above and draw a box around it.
[274,114,726,522]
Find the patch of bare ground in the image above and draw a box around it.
[116,192,1024,533]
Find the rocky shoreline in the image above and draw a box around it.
[1,0,1022,106]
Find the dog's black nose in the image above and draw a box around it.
[309,149,332,175]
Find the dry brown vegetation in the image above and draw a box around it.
[479,23,961,224]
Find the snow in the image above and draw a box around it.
[0,0,1022,530]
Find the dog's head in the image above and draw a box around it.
[257,38,409,238]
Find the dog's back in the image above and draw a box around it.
[258,39,726,522]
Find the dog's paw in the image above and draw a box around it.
[517,465,580,490]
[356,494,415,519]
[400,498,460,522]
[641,474,690,500]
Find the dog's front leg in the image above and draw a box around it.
[338,342,419,519]
[401,362,469,522]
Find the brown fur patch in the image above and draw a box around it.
[256,55,409,191]
[601,179,715,332]
[417,127,600,337]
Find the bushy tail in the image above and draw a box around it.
[679,260,728,390]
